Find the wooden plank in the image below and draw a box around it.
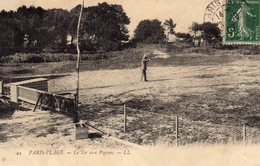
[33,93,42,112]
[18,87,39,103]
[11,78,48,86]
[86,123,107,135]
[18,97,37,105]
[23,81,48,91]
[103,135,143,149]
[18,85,72,100]
[86,122,143,149]
[16,83,75,113]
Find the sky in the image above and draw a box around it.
[0,0,213,35]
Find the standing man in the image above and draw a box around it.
[141,54,150,82]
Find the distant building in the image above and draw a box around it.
[192,31,209,47]
[167,34,176,43]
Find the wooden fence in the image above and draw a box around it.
[10,78,48,102]
[10,78,75,114]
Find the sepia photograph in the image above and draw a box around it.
[0,0,260,165]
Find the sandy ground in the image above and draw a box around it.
[0,107,129,149]
[46,55,260,145]
[49,57,260,105]
[1,53,259,149]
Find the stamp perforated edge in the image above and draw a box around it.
[223,0,260,45]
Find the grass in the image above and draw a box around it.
[1,43,260,146]
[0,46,145,77]
[2,44,258,78]
[77,86,260,145]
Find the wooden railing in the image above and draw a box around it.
[10,78,48,102]
[18,85,40,104]
[17,85,75,114]
[10,78,75,114]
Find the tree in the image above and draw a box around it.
[191,22,200,37]
[69,2,130,52]
[68,5,82,44]
[85,3,130,51]
[200,22,222,45]
[190,22,222,46]
[0,10,23,56]
[134,19,166,44]
[164,18,176,40]
[15,6,47,52]
[0,3,131,55]
[42,9,70,52]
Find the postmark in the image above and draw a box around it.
[224,0,260,44]
[204,0,225,30]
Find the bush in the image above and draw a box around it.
[5,53,77,63]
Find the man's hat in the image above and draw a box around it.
[143,53,149,57]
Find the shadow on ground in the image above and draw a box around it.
[0,101,16,119]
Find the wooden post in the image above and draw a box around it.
[0,80,3,95]
[75,0,84,124]
[176,115,178,147]
[124,104,127,133]
[33,93,42,112]
[74,93,79,123]
[52,95,56,112]
[243,124,246,147]
[10,84,18,102]
[39,93,43,111]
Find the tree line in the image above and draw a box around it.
[0,2,130,56]
[0,2,221,57]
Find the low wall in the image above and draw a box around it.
[10,78,75,114]
[10,78,48,102]
[2,73,70,84]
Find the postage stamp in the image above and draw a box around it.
[224,0,260,44]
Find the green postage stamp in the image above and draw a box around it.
[224,0,260,44]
